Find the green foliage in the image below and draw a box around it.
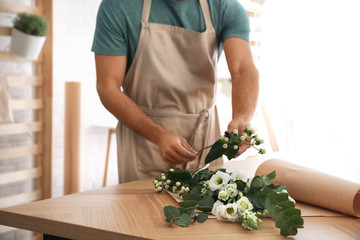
[204,127,265,164]
[205,140,225,164]
[246,175,304,237]
[13,13,49,36]
[163,193,212,227]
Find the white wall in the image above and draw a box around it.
[52,0,119,197]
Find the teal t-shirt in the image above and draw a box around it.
[92,0,250,72]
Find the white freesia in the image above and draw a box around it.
[220,203,239,222]
[237,196,254,211]
[209,171,231,191]
[211,201,226,221]
[231,168,247,182]
[225,183,238,197]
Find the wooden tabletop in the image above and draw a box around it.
[0,157,359,240]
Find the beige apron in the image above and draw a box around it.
[116,0,223,183]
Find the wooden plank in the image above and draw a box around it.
[0,144,42,160]
[36,0,53,200]
[0,51,38,62]
[0,190,42,209]
[0,167,43,185]
[0,2,38,14]
[0,122,43,136]
[0,76,43,86]
[0,26,11,36]
[11,99,43,110]
[0,225,16,234]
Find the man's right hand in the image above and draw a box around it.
[156,130,198,165]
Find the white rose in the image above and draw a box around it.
[237,196,254,212]
[220,203,239,222]
[225,183,238,197]
[212,201,226,221]
[231,168,247,182]
[209,171,231,191]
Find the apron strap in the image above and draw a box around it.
[199,0,214,29]
[142,0,152,23]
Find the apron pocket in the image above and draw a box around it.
[136,107,208,172]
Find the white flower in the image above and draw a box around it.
[166,180,171,184]
[176,182,181,187]
[161,175,166,180]
[259,149,266,154]
[245,124,251,130]
[231,168,247,182]
[212,201,226,221]
[225,183,238,197]
[156,186,162,192]
[220,203,239,222]
[153,180,158,184]
[223,144,228,149]
[240,135,246,141]
[172,186,177,192]
[224,137,229,142]
[169,168,174,172]
[185,187,190,192]
[233,145,238,150]
[165,185,169,190]
[233,129,239,135]
[218,190,229,201]
[209,171,231,191]
[237,196,254,212]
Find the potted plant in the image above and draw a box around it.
[10,13,49,60]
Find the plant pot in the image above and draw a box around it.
[10,28,46,60]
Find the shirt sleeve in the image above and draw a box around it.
[220,0,250,43]
[91,0,127,55]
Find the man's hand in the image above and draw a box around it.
[156,130,198,165]
[228,118,251,157]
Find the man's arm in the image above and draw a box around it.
[224,37,260,155]
[95,54,197,164]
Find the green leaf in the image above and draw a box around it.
[272,193,289,202]
[251,177,264,189]
[167,170,192,182]
[225,144,239,160]
[198,196,215,213]
[188,210,196,219]
[190,186,202,195]
[164,206,180,223]
[266,171,276,180]
[205,140,226,164]
[275,211,286,228]
[179,200,198,209]
[176,213,191,227]
[181,193,202,202]
[289,215,304,226]
[277,200,295,209]
[235,180,246,191]
[284,208,301,217]
[196,213,208,223]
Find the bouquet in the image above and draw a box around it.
[153,125,304,237]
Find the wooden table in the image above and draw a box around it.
[0,158,359,240]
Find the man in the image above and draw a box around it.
[92,0,259,183]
